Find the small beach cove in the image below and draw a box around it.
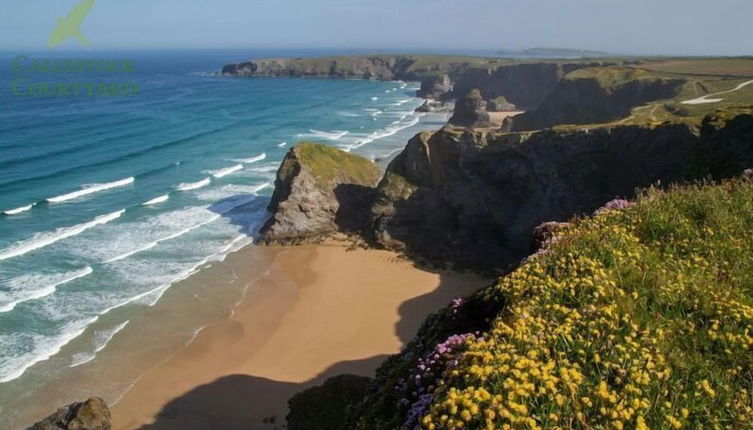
[108,241,489,430]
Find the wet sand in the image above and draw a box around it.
[110,242,489,430]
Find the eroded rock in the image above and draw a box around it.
[260,142,382,244]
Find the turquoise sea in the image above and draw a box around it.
[0,50,445,428]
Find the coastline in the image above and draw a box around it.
[109,241,489,430]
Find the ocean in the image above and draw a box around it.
[0,49,445,428]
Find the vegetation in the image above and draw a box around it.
[356,175,753,430]
[294,141,381,187]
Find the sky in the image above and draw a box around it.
[1,0,752,55]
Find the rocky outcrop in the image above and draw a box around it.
[29,397,111,430]
[286,375,371,430]
[414,100,452,113]
[370,114,753,271]
[416,74,453,99]
[505,67,686,131]
[260,142,382,244]
[487,95,516,112]
[448,89,492,128]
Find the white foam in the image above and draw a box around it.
[234,153,266,164]
[277,142,288,147]
[342,115,422,151]
[176,177,211,191]
[3,204,34,215]
[0,267,94,313]
[0,317,97,383]
[143,194,169,206]
[104,215,221,263]
[70,321,130,368]
[336,111,361,117]
[0,210,125,261]
[249,165,278,173]
[47,177,134,203]
[371,96,379,101]
[208,164,243,178]
[297,129,350,140]
[252,182,273,194]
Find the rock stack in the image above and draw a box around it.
[448,89,492,128]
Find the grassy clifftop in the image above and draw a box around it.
[353,175,753,429]
[293,141,381,187]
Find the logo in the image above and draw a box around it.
[10,0,139,98]
[49,0,97,49]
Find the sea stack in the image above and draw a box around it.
[448,89,492,128]
[260,142,382,244]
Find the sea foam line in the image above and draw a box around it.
[143,194,170,206]
[104,214,221,263]
[3,203,35,216]
[0,266,94,313]
[47,177,134,203]
[297,129,349,140]
[208,164,243,178]
[0,210,125,261]
[0,317,98,384]
[176,177,211,191]
[234,153,266,164]
[70,321,130,368]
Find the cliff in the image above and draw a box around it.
[221,55,621,109]
[349,174,753,429]
[221,55,490,84]
[370,113,753,271]
[506,67,686,130]
[260,142,381,244]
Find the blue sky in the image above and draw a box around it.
[1,0,752,55]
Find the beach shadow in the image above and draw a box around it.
[394,268,495,343]
[133,355,387,430]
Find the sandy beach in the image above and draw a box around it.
[110,241,488,430]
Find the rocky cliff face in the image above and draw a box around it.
[506,67,686,131]
[370,114,753,271]
[222,56,417,80]
[29,397,111,430]
[221,56,623,110]
[260,142,382,244]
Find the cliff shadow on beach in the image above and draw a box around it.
[130,356,387,430]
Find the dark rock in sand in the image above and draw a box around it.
[287,374,371,430]
[29,397,111,430]
[448,89,492,128]
[260,142,382,244]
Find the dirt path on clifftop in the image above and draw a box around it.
[682,79,753,105]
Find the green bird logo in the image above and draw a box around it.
[48,0,97,48]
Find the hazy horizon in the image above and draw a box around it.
[1,0,752,56]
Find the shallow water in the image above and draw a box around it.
[0,49,447,429]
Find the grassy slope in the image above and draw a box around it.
[370,177,753,430]
[569,59,753,129]
[294,141,381,187]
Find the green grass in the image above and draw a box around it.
[294,141,381,187]
[371,177,753,430]
[638,59,753,78]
